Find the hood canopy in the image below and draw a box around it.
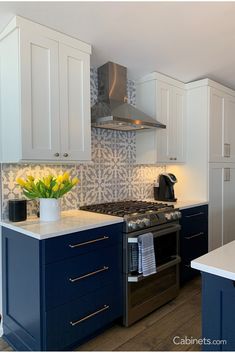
[91,62,166,131]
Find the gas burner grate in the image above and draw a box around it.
[80,200,174,217]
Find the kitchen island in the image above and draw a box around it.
[191,241,235,351]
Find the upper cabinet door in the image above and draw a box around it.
[171,87,186,163]
[20,32,61,161]
[136,76,186,165]
[59,43,91,161]
[224,94,235,162]
[156,83,185,163]
[209,88,225,162]
[209,88,235,162]
[156,81,171,163]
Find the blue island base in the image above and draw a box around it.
[202,272,235,351]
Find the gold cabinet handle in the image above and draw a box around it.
[185,232,204,240]
[185,212,204,218]
[70,305,110,326]
[69,236,109,249]
[69,266,109,283]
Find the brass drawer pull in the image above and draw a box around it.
[185,232,204,240]
[69,236,109,249]
[70,305,110,326]
[69,266,109,283]
[185,212,204,218]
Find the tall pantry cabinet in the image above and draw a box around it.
[172,79,235,251]
[0,16,91,163]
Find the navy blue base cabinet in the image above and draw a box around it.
[2,224,123,351]
[201,272,235,351]
[179,205,208,284]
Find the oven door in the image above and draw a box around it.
[126,223,181,282]
[123,223,181,326]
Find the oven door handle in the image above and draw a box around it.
[151,224,181,238]
[127,224,181,243]
[128,255,181,283]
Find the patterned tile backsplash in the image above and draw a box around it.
[0,68,165,219]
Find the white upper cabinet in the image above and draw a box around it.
[136,73,186,164]
[20,31,60,160]
[0,16,91,163]
[209,88,235,163]
[59,43,91,161]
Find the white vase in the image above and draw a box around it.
[39,198,61,222]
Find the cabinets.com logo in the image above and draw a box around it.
[173,336,227,346]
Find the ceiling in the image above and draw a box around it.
[1,2,235,88]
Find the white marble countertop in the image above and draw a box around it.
[166,199,208,210]
[0,210,123,240]
[145,198,208,210]
[191,240,235,280]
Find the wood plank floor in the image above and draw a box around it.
[0,277,201,352]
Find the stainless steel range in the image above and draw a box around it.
[81,201,181,326]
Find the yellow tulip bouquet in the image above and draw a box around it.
[16,172,79,199]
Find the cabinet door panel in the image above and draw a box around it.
[224,94,235,162]
[20,32,60,160]
[59,44,91,161]
[223,166,235,245]
[209,88,225,162]
[209,164,235,250]
[209,165,223,250]
[172,87,185,162]
[156,83,185,163]
[156,82,171,162]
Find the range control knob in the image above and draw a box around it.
[135,219,141,228]
[172,212,178,220]
[143,217,151,227]
[128,220,137,230]
[165,213,173,221]
[176,211,182,219]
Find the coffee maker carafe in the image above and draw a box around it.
[154,173,177,202]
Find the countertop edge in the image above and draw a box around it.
[178,201,208,210]
[0,218,124,240]
[191,260,235,281]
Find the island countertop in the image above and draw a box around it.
[191,240,235,281]
[0,210,124,240]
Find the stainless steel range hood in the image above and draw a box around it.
[91,62,166,131]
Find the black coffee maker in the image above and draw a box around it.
[154,173,177,202]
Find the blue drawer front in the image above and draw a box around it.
[45,284,122,350]
[42,223,123,264]
[180,205,208,226]
[180,228,208,262]
[44,244,122,310]
[180,205,208,284]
